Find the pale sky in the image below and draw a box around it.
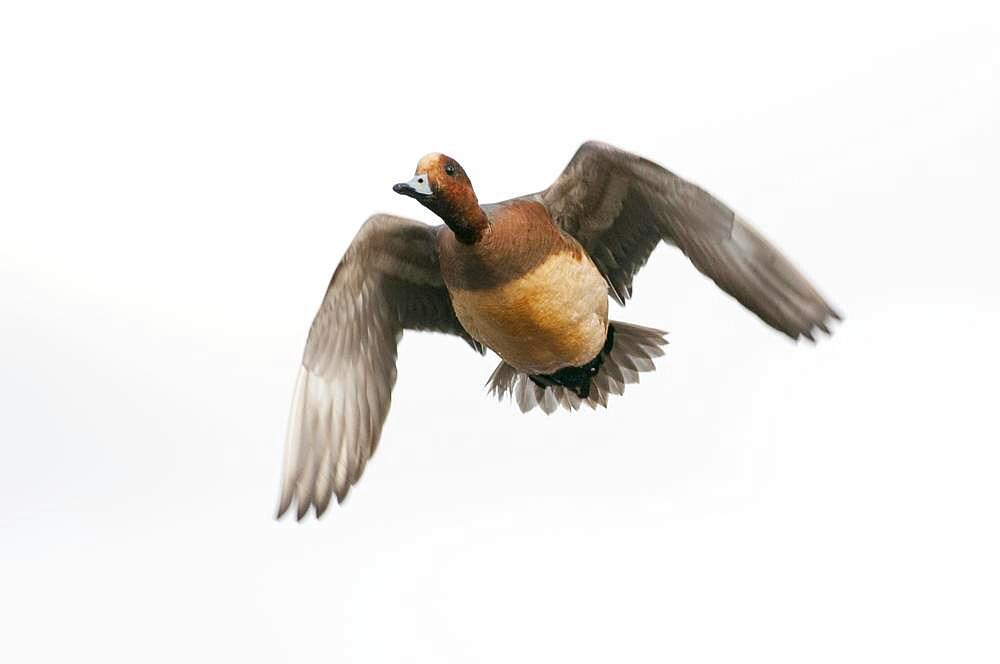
[2,1,998,662]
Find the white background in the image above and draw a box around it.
[2,1,998,662]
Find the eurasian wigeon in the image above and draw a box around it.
[278,141,840,518]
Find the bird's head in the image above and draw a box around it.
[393,153,485,242]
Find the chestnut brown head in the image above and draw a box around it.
[393,153,487,243]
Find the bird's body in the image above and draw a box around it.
[277,141,841,519]
[439,199,609,374]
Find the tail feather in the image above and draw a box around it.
[486,321,668,413]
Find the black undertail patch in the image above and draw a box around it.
[528,324,616,399]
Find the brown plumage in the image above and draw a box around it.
[439,199,609,374]
[278,141,840,519]
[437,199,578,290]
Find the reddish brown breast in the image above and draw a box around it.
[437,198,581,291]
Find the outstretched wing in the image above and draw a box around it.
[278,214,483,520]
[539,141,840,340]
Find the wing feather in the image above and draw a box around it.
[540,141,840,339]
[277,214,482,519]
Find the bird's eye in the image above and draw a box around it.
[444,164,456,176]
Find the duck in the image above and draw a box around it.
[277,141,840,519]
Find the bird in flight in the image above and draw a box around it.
[277,141,840,519]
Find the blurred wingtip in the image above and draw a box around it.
[275,492,293,520]
[314,497,332,519]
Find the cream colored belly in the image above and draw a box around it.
[448,252,609,374]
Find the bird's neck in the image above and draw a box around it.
[439,204,489,245]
